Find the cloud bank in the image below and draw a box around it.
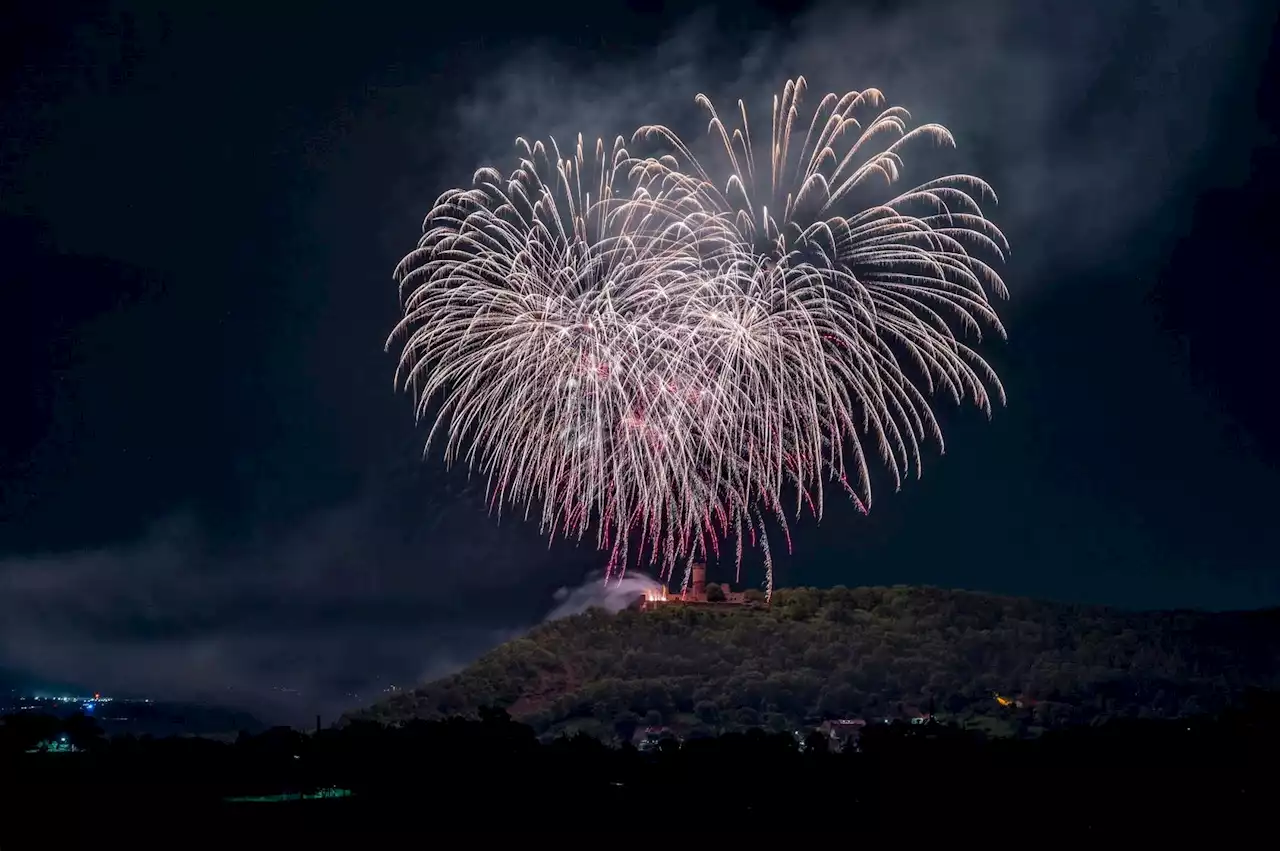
[447,0,1265,284]
[0,502,657,725]
[0,479,600,725]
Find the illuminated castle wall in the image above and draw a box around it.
[639,561,750,610]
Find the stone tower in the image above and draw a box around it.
[691,562,707,599]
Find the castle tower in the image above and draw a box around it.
[691,562,706,599]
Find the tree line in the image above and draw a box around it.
[4,692,1278,836]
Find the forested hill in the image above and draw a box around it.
[342,586,1280,741]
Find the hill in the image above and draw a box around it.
[342,585,1280,741]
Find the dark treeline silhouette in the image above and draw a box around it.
[3,692,1278,837]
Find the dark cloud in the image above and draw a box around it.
[451,0,1266,282]
[0,484,600,724]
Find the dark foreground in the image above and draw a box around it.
[5,698,1277,841]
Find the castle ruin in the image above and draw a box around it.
[638,561,751,610]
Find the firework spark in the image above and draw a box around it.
[388,78,1010,598]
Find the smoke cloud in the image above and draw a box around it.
[447,0,1265,286]
[545,573,663,621]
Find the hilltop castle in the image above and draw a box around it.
[638,561,751,610]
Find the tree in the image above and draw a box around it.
[744,589,767,604]
[686,724,715,741]
[0,712,61,754]
[705,583,726,603]
[62,711,105,752]
[694,700,720,725]
[765,712,790,734]
[644,710,663,727]
[478,706,515,726]
[614,710,640,744]
[803,730,830,754]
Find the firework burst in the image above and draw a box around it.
[388,78,1010,598]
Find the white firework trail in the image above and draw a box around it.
[388,77,1010,598]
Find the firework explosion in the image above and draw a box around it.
[388,77,1009,598]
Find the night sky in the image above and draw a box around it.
[3,0,1278,724]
